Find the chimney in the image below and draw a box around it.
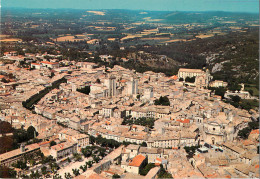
[20,143,25,153]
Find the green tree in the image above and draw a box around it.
[140,163,156,176]
[50,141,57,147]
[41,166,47,177]
[27,126,37,139]
[158,164,173,178]
[73,153,82,161]
[30,170,41,179]
[53,173,62,179]
[141,142,147,147]
[72,169,80,176]
[154,96,170,106]
[65,172,72,179]
[112,174,120,178]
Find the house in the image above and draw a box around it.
[121,154,148,174]
[40,61,59,69]
[139,147,164,163]
[50,141,77,159]
[72,133,90,152]
[31,63,42,69]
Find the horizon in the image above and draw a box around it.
[2,0,259,13]
[1,7,259,14]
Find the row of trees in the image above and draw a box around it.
[90,135,121,148]
[154,96,170,106]
[22,77,67,109]
[122,117,155,129]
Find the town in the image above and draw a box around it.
[0,49,259,178]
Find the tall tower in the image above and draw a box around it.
[109,75,116,97]
[127,77,138,95]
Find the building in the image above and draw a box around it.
[143,87,153,101]
[0,143,40,167]
[40,61,59,69]
[126,77,138,96]
[31,63,42,69]
[209,80,228,88]
[104,75,116,97]
[121,154,147,174]
[177,68,205,79]
[50,141,77,159]
[72,134,90,152]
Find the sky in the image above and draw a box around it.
[1,0,259,13]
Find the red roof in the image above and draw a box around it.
[250,129,259,135]
[129,154,146,167]
[41,61,59,65]
[176,119,190,123]
[31,63,41,65]
[170,75,178,80]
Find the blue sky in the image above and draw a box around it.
[2,0,259,13]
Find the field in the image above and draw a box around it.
[141,37,170,40]
[53,36,85,42]
[195,34,215,39]
[0,38,22,42]
[87,11,105,16]
[0,35,10,39]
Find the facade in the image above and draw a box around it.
[50,141,77,159]
[40,61,59,69]
[209,80,228,88]
[72,134,90,152]
[127,77,138,95]
[0,143,40,167]
[177,68,204,79]
[31,63,42,69]
[105,76,116,97]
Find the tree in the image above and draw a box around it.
[41,166,47,177]
[50,141,57,147]
[65,172,72,179]
[29,159,36,167]
[67,157,71,163]
[86,161,92,168]
[140,163,156,176]
[112,174,120,178]
[80,165,87,172]
[185,76,196,83]
[72,169,80,176]
[154,96,170,106]
[12,160,27,170]
[30,170,41,179]
[27,126,37,139]
[73,153,82,161]
[141,142,147,147]
[158,164,173,178]
[53,173,62,179]
[96,79,101,84]
[49,162,59,174]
